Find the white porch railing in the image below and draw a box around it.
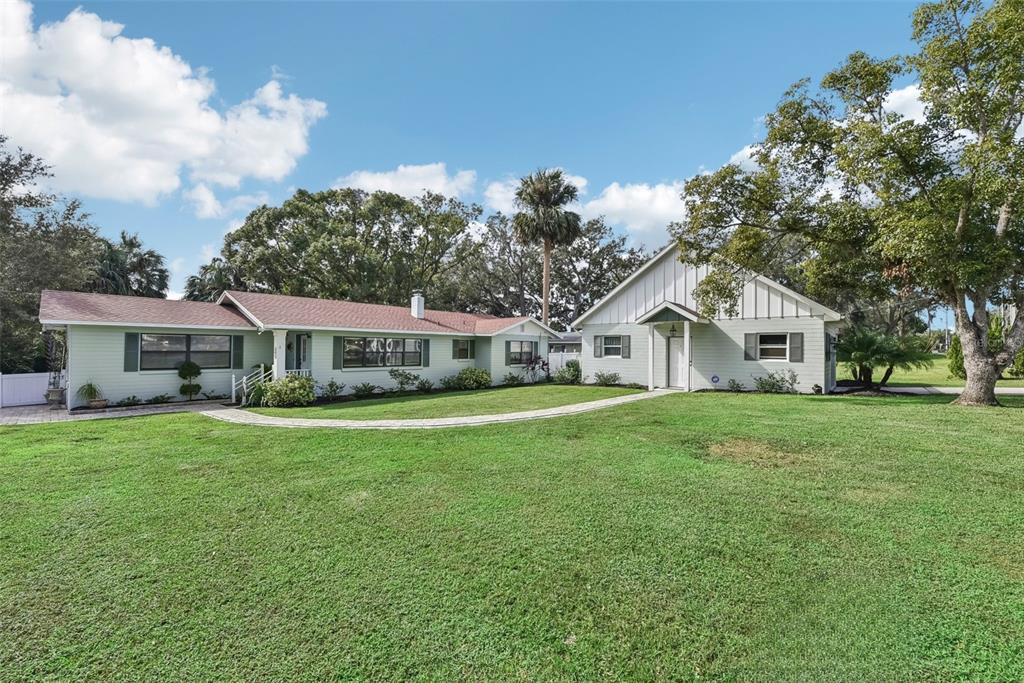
[231,365,271,405]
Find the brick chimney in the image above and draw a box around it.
[411,290,425,319]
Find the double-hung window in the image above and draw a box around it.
[139,333,231,370]
[602,336,623,357]
[343,337,423,367]
[453,339,473,360]
[508,340,531,365]
[757,333,789,361]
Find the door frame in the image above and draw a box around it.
[667,334,689,390]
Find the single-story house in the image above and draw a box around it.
[572,244,843,393]
[39,290,556,410]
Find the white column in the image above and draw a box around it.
[272,329,288,380]
[683,321,691,392]
[647,325,655,391]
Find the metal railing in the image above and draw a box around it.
[231,365,271,405]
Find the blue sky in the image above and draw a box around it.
[7,1,920,296]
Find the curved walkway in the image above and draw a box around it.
[201,389,672,430]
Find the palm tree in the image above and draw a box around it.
[512,169,583,324]
[183,257,243,302]
[92,231,169,297]
[837,326,933,389]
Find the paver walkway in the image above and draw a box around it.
[201,389,672,430]
[0,400,227,426]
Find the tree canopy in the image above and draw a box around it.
[673,0,1024,405]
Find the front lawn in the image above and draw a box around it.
[251,383,640,419]
[845,353,1024,388]
[3,393,1023,680]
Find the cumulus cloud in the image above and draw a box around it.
[334,162,476,198]
[182,183,269,219]
[884,84,926,123]
[0,0,326,204]
[581,181,686,247]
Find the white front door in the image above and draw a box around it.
[669,336,687,389]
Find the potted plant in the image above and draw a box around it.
[76,381,107,409]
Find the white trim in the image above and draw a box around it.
[39,319,255,331]
[216,292,266,330]
[570,242,842,326]
[635,301,709,325]
[756,332,790,362]
[481,317,561,337]
[572,243,678,327]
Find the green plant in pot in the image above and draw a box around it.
[178,361,203,401]
[76,381,107,409]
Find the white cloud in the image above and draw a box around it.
[165,289,184,301]
[728,145,759,171]
[182,183,269,219]
[581,181,686,248]
[334,162,476,198]
[169,257,186,276]
[483,178,518,214]
[0,0,325,204]
[884,84,926,123]
[200,243,218,262]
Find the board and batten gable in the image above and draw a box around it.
[575,244,840,393]
[66,325,272,409]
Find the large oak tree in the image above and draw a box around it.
[674,0,1024,405]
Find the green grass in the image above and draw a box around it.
[251,384,640,419]
[843,353,1024,388]
[2,393,1024,681]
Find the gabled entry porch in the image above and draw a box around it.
[636,302,708,391]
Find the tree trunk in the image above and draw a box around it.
[953,311,1001,406]
[542,239,551,324]
[878,365,894,387]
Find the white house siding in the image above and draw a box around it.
[306,324,549,393]
[485,328,550,383]
[689,318,826,392]
[581,323,666,386]
[66,325,270,409]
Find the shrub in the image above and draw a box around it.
[351,382,381,399]
[455,367,492,390]
[593,371,620,386]
[245,383,265,407]
[200,392,228,400]
[388,368,420,392]
[503,372,524,386]
[115,395,142,407]
[75,381,102,401]
[439,375,462,391]
[752,370,798,394]
[553,359,582,384]
[727,379,745,392]
[523,355,549,383]
[321,379,345,400]
[177,361,202,400]
[262,374,316,407]
[146,393,174,404]
[416,377,434,393]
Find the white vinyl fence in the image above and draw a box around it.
[547,352,581,374]
[0,372,63,408]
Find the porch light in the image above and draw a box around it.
[669,324,678,336]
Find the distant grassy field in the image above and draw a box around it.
[3,392,1024,680]
[252,384,640,420]
[842,353,1024,388]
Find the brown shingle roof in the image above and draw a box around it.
[39,290,255,329]
[223,291,532,335]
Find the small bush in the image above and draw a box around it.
[503,372,524,386]
[439,375,462,390]
[752,370,798,394]
[727,379,745,392]
[177,361,202,400]
[321,379,345,400]
[416,377,434,393]
[262,374,316,407]
[245,383,265,407]
[351,382,381,399]
[523,355,549,383]
[593,371,620,386]
[456,367,492,390]
[553,359,582,384]
[146,393,174,404]
[115,395,142,407]
[388,368,420,392]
